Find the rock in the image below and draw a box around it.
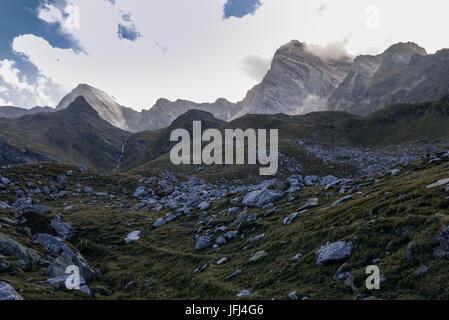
[198,201,210,211]
[288,291,299,300]
[34,233,94,281]
[426,178,449,189]
[57,174,68,190]
[283,211,302,225]
[66,170,74,176]
[406,242,415,260]
[216,236,226,245]
[0,282,24,300]
[236,290,251,297]
[194,263,209,274]
[51,220,71,239]
[0,232,34,268]
[125,281,136,290]
[195,236,211,250]
[47,275,90,295]
[316,241,354,265]
[217,257,228,265]
[124,231,141,244]
[300,198,319,210]
[291,253,302,262]
[0,176,10,185]
[0,201,10,209]
[389,169,401,176]
[226,269,242,280]
[446,185,449,193]
[248,234,265,242]
[249,250,268,263]
[24,205,51,215]
[434,225,449,259]
[242,189,284,208]
[416,265,429,276]
[153,218,165,228]
[224,231,238,240]
[133,186,146,198]
[78,165,88,172]
[332,195,353,207]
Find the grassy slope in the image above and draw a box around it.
[1,158,448,300]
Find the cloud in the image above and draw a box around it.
[223,0,263,19]
[305,39,353,63]
[0,58,65,107]
[37,1,81,37]
[118,13,142,41]
[240,55,271,82]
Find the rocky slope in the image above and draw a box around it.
[0,151,448,300]
[327,42,449,115]
[231,40,352,119]
[0,96,129,171]
[0,106,52,119]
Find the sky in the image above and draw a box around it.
[1,0,449,110]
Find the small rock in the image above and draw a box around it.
[249,250,267,263]
[217,258,228,265]
[226,269,242,280]
[124,231,141,244]
[288,291,299,300]
[291,253,302,262]
[236,290,251,297]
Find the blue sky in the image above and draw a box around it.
[2,0,449,109]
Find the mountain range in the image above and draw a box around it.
[3,40,449,132]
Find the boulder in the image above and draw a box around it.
[249,250,268,263]
[0,282,23,300]
[124,231,141,244]
[242,189,284,208]
[195,236,211,250]
[133,187,146,198]
[316,241,354,265]
[51,220,72,239]
[34,233,94,281]
[426,178,449,189]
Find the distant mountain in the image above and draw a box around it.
[231,40,352,119]
[0,96,129,170]
[327,42,449,115]
[0,106,52,119]
[55,84,130,130]
[48,41,449,131]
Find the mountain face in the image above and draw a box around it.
[0,96,129,170]
[55,84,130,131]
[231,40,353,119]
[326,42,449,115]
[0,106,52,119]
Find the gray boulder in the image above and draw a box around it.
[0,282,23,300]
[316,241,354,265]
[242,189,284,207]
[34,233,94,281]
[51,220,71,239]
[195,236,211,250]
[124,231,141,244]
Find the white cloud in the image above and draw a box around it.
[240,55,271,82]
[0,59,64,108]
[0,59,34,91]
[37,2,81,34]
